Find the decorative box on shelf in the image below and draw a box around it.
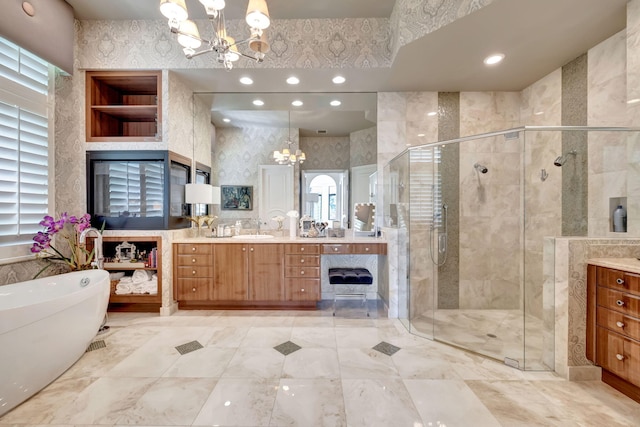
[103,262,147,269]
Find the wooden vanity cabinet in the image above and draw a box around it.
[587,264,640,403]
[248,243,284,301]
[212,243,248,301]
[284,244,320,302]
[174,243,213,301]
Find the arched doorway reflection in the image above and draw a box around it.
[301,170,348,227]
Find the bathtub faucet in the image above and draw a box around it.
[79,227,104,269]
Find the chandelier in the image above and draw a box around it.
[159,0,271,71]
[273,111,306,165]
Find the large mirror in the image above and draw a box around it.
[194,92,378,230]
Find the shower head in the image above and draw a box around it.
[474,163,488,174]
[553,149,577,167]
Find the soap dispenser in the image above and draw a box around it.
[613,205,627,232]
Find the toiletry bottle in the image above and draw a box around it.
[613,205,627,232]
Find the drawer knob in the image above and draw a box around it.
[616,354,625,361]
[192,270,196,275]
[301,247,305,252]
[301,288,305,292]
[243,248,246,252]
[301,259,305,263]
[250,247,254,252]
[192,258,196,263]
[365,247,370,252]
[334,247,338,252]
[301,270,305,275]
[616,278,625,285]
[616,321,625,328]
[192,287,196,292]
[616,300,625,307]
[191,247,196,252]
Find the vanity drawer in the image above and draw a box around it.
[285,244,320,254]
[284,278,319,301]
[322,244,350,254]
[176,243,213,255]
[350,243,386,255]
[176,254,212,267]
[285,254,319,267]
[596,326,640,384]
[597,306,640,341]
[175,278,210,300]
[600,267,640,297]
[597,286,640,316]
[177,265,214,278]
[285,266,320,278]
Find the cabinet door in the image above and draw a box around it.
[176,278,209,301]
[213,244,248,301]
[249,244,284,301]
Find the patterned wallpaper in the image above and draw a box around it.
[300,136,350,170]
[349,127,377,167]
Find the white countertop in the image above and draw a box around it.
[173,235,387,244]
[588,258,640,275]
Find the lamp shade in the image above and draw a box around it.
[246,0,270,30]
[211,186,221,205]
[177,20,202,49]
[185,183,215,204]
[160,0,188,22]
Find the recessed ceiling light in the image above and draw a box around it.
[483,53,505,65]
[222,118,231,123]
[628,98,640,104]
[291,100,303,107]
[332,75,346,84]
[534,111,544,116]
[418,133,426,137]
[239,77,253,85]
[253,99,264,106]
[330,100,341,106]
[427,111,437,117]
[286,76,300,85]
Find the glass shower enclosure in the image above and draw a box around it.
[383,126,637,370]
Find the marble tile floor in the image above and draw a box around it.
[411,309,551,371]
[1,306,639,426]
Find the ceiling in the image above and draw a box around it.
[64,0,628,135]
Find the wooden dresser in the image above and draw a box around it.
[587,260,640,403]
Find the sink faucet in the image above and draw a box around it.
[79,227,104,269]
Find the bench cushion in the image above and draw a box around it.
[329,268,373,285]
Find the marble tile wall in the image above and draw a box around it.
[628,1,640,237]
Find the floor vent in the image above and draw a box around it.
[86,340,106,352]
[175,340,203,355]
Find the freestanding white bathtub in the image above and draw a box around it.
[0,269,110,417]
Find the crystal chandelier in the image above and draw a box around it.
[273,111,305,165]
[159,0,271,71]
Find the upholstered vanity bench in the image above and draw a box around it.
[329,267,373,316]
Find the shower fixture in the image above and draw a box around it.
[553,149,577,167]
[474,163,488,174]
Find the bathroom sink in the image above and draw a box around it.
[231,234,275,239]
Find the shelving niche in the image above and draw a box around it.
[86,70,161,142]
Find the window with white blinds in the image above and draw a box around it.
[409,147,442,228]
[0,37,50,258]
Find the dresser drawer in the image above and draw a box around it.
[177,265,214,278]
[597,306,640,341]
[176,254,212,267]
[285,254,319,267]
[176,278,210,300]
[597,286,640,315]
[596,326,640,384]
[351,243,386,255]
[600,267,640,297]
[285,244,319,254]
[176,243,212,255]
[284,278,319,301]
[285,266,320,278]
[322,244,350,254]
